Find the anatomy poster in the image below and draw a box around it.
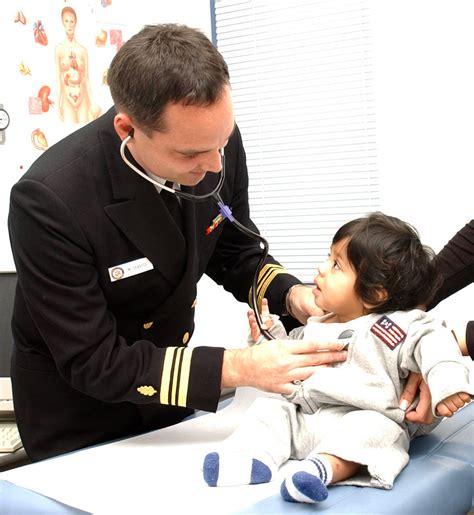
[3,1,127,154]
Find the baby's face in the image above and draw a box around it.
[312,239,365,322]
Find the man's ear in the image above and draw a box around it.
[114,113,134,141]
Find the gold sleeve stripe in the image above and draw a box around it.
[160,348,175,405]
[170,347,183,405]
[248,264,288,309]
[178,347,192,407]
[160,347,194,407]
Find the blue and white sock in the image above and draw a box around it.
[280,455,333,503]
[203,451,273,487]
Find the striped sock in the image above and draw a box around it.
[203,451,273,487]
[280,455,333,503]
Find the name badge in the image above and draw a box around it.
[108,257,154,282]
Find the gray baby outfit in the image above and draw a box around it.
[224,310,473,489]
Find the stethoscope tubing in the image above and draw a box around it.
[119,134,275,340]
[120,135,225,202]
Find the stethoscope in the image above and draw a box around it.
[120,133,275,340]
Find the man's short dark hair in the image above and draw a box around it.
[108,24,230,134]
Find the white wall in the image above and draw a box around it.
[192,0,473,348]
[372,0,472,246]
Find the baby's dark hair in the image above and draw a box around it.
[333,212,442,313]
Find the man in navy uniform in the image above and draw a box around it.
[8,24,347,462]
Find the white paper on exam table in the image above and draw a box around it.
[0,387,289,515]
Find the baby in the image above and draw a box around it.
[203,212,473,504]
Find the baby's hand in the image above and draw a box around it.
[247,298,273,343]
[435,392,471,417]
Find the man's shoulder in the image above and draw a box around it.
[17,109,115,186]
[224,124,244,157]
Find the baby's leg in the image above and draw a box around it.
[281,452,360,503]
[203,397,304,487]
[281,408,410,502]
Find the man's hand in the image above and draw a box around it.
[436,392,471,417]
[400,372,433,424]
[222,338,348,395]
[287,285,324,324]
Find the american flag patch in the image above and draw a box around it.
[370,316,406,350]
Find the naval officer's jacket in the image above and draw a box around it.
[8,108,300,461]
